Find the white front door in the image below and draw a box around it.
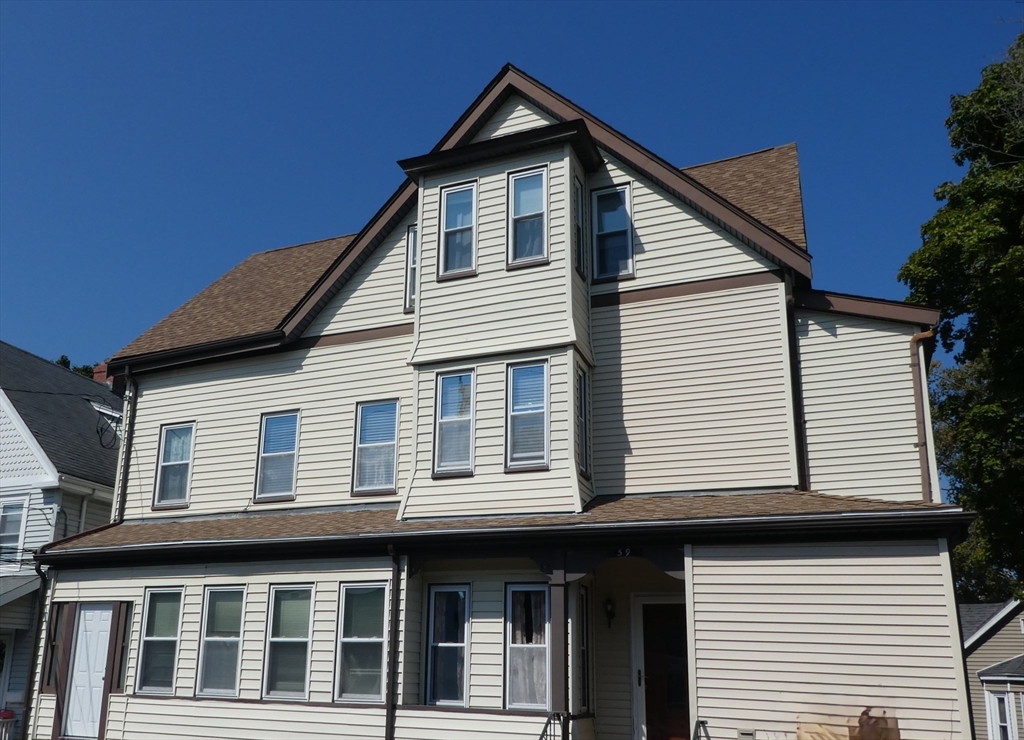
[64,604,112,739]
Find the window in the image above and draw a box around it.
[506,585,549,710]
[427,585,468,705]
[573,177,585,277]
[138,588,183,693]
[265,586,312,699]
[440,183,476,276]
[257,412,299,499]
[405,224,418,311]
[0,499,26,568]
[507,362,548,469]
[435,371,474,474]
[337,583,388,702]
[155,423,194,506]
[576,366,589,474]
[198,587,244,696]
[508,169,546,264]
[592,184,633,280]
[579,586,591,711]
[987,691,1020,740]
[354,401,399,494]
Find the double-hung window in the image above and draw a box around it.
[573,177,585,276]
[506,585,549,710]
[987,691,1019,740]
[354,401,399,493]
[337,583,388,702]
[575,366,589,474]
[508,169,546,264]
[405,224,418,311]
[138,588,183,693]
[197,587,244,697]
[592,184,633,280]
[265,586,313,699]
[427,585,469,706]
[257,411,299,499]
[155,423,194,506]
[507,362,548,469]
[440,183,476,276]
[435,371,474,474]
[0,499,26,568]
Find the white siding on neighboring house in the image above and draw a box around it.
[303,211,417,337]
[0,398,54,486]
[470,95,558,142]
[796,310,926,502]
[689,540,969,740]
[402,349,577,518]
[587,153,776,295]
[591,281,798,495]
[411,148,571,365]
[123,336,414,518]
[83,497,111,531]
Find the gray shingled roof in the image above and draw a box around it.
[1,341,123,487]
[979,654,1024,680]
[960,601,1012,642]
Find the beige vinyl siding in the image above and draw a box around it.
[966,610,1024,740]
[568,154,592,362]
[395,707,548,740]
[689,541,968,740]
[470,95,557,142]
[591,281,797,495]
[401,349,577,518]
[588,153,775,295]
[83,496,112,530]
[123,336,413,518]
[303,211,417,337]
[410,149,571,365]
[796,310,926,502]
[399,564,423,703]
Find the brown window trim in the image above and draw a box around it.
[430,470,473,481]
[351,398,401,498]
[590,272,635,286]
[436,268,478,282]
[506,256,550,272]
[251,493,296,505]
[151,421,196,511]
[503,463,550,474]
[504,360,550,472]
[151,502,190,512]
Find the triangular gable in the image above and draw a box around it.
[0,389,59,489]
[470,95,558,142]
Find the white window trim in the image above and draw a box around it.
[506,361,549,470]
[153,422,196,507]
[336,581,390,703]
[255,410,301,501]
[0,496,29,572]
[504,583,551,711]
[404,224,418,311]
[987,689,1021,740]
[438,182,477,277]
[136,587,184,695]
[426,584,470,707]
[196,585,246,698]
[507,167,548,266]
[353,400,400,494]
[591,183,634,280]
[434,370,475,475]
[575,365,589,475]
[573,176,585,277]
[263,584,315,701]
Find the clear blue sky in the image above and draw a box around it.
[1,1,1020,365]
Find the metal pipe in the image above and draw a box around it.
[21,561,49,740]
[115,368,138,524]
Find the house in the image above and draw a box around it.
[24,65,974,740]
[961,600,1024,739]
[1,342,121,735]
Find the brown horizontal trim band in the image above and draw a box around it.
[591,271,782,309]
[291,323,414,351]
[128,693,383,710]
[795,290,940,327]
[107,330,284,373]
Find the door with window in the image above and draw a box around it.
[631,596,689,740]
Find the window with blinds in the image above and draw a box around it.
[354,401,398,493]
[435,371,474,474]
[256,412,299,499]
[507,362,548,469]
[337,584,388,702]
[264,586,312,699]
[198,587,244,696]
[138,589,183,693]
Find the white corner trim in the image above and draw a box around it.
[965,600,1024,651]
[0,389,60,488]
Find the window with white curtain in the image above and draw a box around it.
[256,412,299,499]
[138,588,183,693]
[354,401,398,493]
[337,584,388,701]
[507,362,548,468]
[427,585,468,706]
[155,423,194,505]
[0,499,26,569]
[508,169,546,264]
[440,183,476,276]
[405,224,418,310]
[592,184,633,280]
[435,371,474,474]
[198,587,244,696]
[264,586,312,699]
[506,584,549,710]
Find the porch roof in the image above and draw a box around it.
[39,490,966,567]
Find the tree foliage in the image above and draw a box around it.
[54,354,96,379]
[898,34,1024,601]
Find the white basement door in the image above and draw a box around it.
[65,604,113,739]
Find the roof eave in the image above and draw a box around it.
[107,329,286,374]
[794,289,941,327]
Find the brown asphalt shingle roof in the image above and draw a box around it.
[46,491,951,554]
[112,234,356,361]
[683,143,807,249]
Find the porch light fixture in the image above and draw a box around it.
[603,597,616,628]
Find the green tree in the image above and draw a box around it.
[898,33,1024,601]
[54,354,96,379]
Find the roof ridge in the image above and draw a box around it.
[255,232,358,256]
[682,142,798,171]
[0,340,110,390]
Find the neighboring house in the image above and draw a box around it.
[25,65,974,740]
[0,342,121,735]
[962,600,1024,740]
